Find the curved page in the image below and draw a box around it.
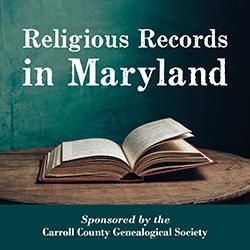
[122,118,191,167]
[62,138,129,165]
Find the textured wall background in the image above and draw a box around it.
[0,0,249,156]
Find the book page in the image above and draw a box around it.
[62,138,129,165]
[151,139,199,153]
[44,145,62,175]
[122,118,192,167]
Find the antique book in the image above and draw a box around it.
[38,118,214,182]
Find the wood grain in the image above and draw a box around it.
[0,148,249,204]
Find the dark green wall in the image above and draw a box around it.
[0,0,249,155]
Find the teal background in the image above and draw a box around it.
[0,0,249,155]
[0,205,249,249]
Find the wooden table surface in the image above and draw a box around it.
[0,148,249,204]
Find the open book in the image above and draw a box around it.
[38,118,214,182]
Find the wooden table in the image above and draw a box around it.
[0,148,249,204]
